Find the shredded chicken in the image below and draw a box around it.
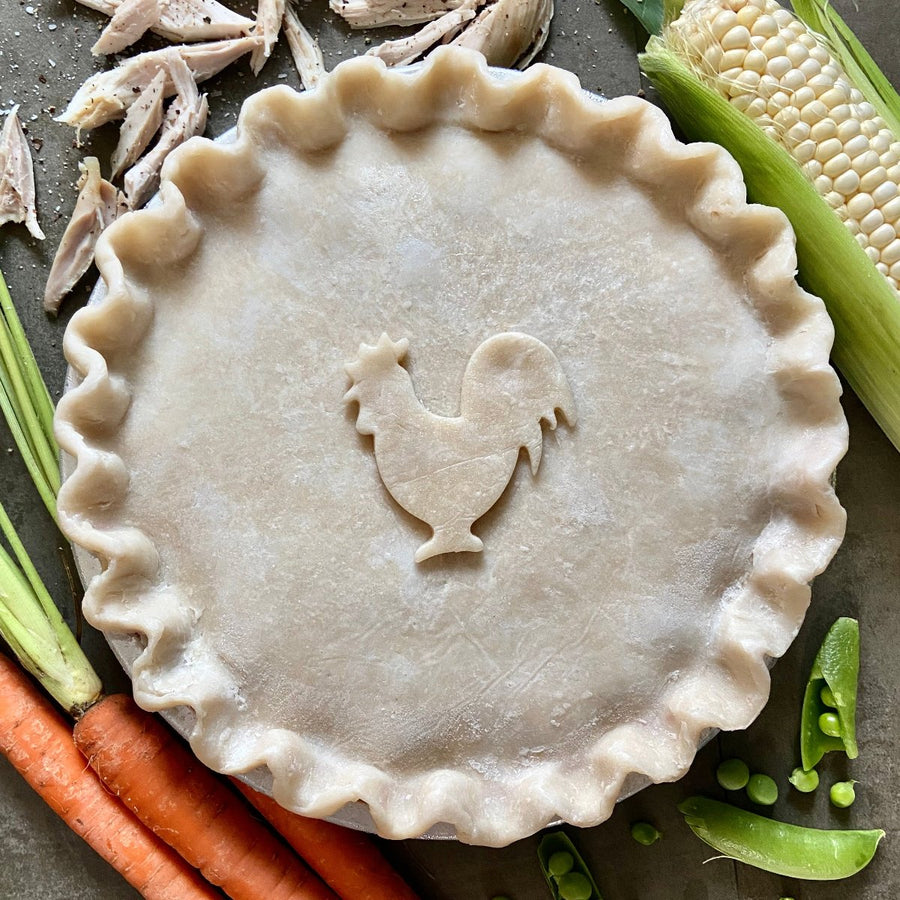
[250,0,286,74]
[58,36,262,132]
[110,69,167,180]
[367,0,477,66]
[450,0,553,68]
[43,158,119,314]
[92,0,160,55]
[83,0,254,54]
[123,56,208,210]
[330,0,465,28]
[76,0,118,13]
[345,0,553,68]
[0,106,44,241]
[282,4,325,89]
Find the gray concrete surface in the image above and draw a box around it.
[1,1,898,898]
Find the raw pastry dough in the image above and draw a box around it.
[56,48,848,846]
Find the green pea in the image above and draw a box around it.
[830,781,857,809]
[788,766,819,793]
[556,872,593,900]
[746,773,779,806]
[630,821,661,845]
[679,796,884,879]
[716,757,750,791]
[547,851,574,877]
[820,685,837,708]
[818,711,842,738]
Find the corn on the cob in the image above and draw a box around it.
[664,0,900,293]
[631,0,900,453]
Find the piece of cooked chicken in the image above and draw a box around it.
[367,0,477,66]
[110,68,167,180]
[449,0,553,68]
[345,332,576,563]
[44,158,119,314]
[338,0,553,69]
[57,37,262,132]
[330,0,467,29]
[250,0,285,74]
[84,0,254,55]
[123,55,208,209]
[282,4,325,89]
[0,106,44,240]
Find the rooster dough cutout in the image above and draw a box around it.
[345,332,577,563]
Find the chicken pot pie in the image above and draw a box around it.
[56,48,848,847]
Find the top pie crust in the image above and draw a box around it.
[56,48,848,846]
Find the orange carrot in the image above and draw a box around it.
[0,654,222,900]
[232,780,421,900]
[74,693,338,900]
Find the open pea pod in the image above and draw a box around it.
[800,617,860,771]
[537,831,603,900]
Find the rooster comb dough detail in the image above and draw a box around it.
[344,332,576,563]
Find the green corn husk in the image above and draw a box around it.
[635,20,900,453]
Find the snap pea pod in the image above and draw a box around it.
[537,832,603,900]
[800,617,860,771]
[679,797,884,880]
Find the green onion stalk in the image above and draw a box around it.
[1,270,60,519]
[0,269,101,715]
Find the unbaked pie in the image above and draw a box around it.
[56,47,848,846]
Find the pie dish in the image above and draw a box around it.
[56,47,848,847]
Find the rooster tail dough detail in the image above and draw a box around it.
[461,331,577,474]
[344,331,576,561]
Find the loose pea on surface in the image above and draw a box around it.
[630,821,661,846]
[789,766,819,793]
[716,758,751,791]
[830,781,857,809]
[747,773,779,806]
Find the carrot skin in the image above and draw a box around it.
[74,693,337,900]
[0,654,222,900]
[232,780,421,900]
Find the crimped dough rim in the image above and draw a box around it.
[56,47,848,847]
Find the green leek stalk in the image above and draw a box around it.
[621,0,900,453]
